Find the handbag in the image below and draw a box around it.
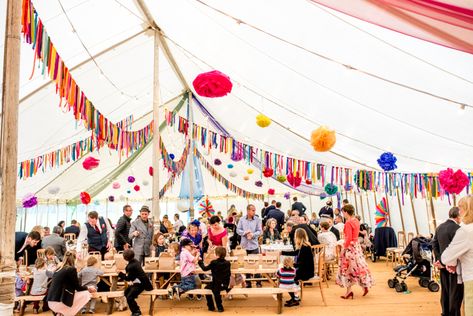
[158,252,175,270]
[243,255,261,269]
[101,260,117,273]
[61,288,75,307]
[231,246,246,266]
[144,257,159,270]
[261,256,278,269]
[114,252,127,271]
[225,256,239,269]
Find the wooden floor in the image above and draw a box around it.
[22,260,440,315]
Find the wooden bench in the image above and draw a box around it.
[142,289,170,316]
[15,295,45,316]
[91,290,125,303]
[228,288,289,314]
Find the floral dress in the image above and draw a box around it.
[336,218,374,288]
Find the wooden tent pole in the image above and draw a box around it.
[0,0,22,307]
[46,200,50,228]
[359,191,366,223]
[453,194,457,207]
[429,194,438,229]
[409,193,420,235]
[353,191,359,215]
[151,30,161,220]
[396,188,407,244]
[23,208,28,233]
[309,195,313,215]
[385,192,392,227]
[365,191,374,228]
[188,92,195,218]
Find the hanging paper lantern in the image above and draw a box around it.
[377,152,398,172]
[128,176,135,183]
[256,114,271,128]
[112,182,121,189]
[134,185,140,192]
[263,167,274,178]
[284,192,291,199]
[319,192,328,200]
[227,164,234,169]
[47,186,60,195]
[142,180,149,186]
[287,172,302,188]
[255,180,263,187]
[276,175,287,182]
[193,70,232,98]
[108,195,115,202]
[344,183,353,191]
[80,192,91,205]
[82,157,100,170]
[247,168,254,174]
[268,188,275,195]
[94,200,100,206]
[169,153,175,160]
[439,168,469,195]
[375,197,389,227]
[149,167,154,176]
[243,175,250,181]
[230,171,237,178]
[305,179,312,185]
[310,126,336,152]
[324,183,338,196]
[177,200,190,212]
[198,197,215,217]
[214,159,222,166]
[22,193,38,208]
[119,195,126,201]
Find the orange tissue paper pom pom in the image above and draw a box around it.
[310,126,336,152]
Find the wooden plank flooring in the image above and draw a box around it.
[22,260,440,315]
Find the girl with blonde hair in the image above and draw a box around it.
[442,195,473,316]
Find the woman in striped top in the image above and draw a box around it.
[277,256,300,307]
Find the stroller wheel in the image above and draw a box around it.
[395,282,403,292]
[428,281,440,292]
[388,279,396,288]
[401,282,408,292]
[419,278,430,288]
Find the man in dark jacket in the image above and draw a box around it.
[319,200,334,219]
[15,231,41,264]
[42,226,66,260]
[262,200,277,220]
[291,197,307,216]
[118,249,153,316]
[77,211,112,258]
[432,207,463,316]
[65,220,81,237]
[198,246,231,312]
[265,202,285,232]
[287,218,319,246]
[115,205,133,251]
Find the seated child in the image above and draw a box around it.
[167,242,180,260]
[14,268,27,311]
[153,232,167,257]
[78,256,104,314]
[169,239,200,300]
[118,249,153,316]
[45,247,60,271]
[30,258,53,313]
[198,246,231,312]
[277,257,300,307]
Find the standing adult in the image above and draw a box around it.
[237,204,263,288]
[77,211,113,258]
[65,220,81,238]
[265,202,285,233]
[260,202,269,218]
[57,221,66,237]
[207,216,228,248]
[174,214,185,234]
[115,205,133,251]
[47,251,96,315]
[291,197,307,216]
[42,226,66,260]
[129,206,154,265]
[432,206,463,316]
[262,200,277,221]
[319,200,334,220]
[442,196,473,316]
[337,204,373,299]
[15,231,41,264]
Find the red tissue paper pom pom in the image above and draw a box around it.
[263,167,274,178]
[439,168,469,195]
[149,166,153,176]
[305,179,312,185]
[82,157,100,170]
[193,70,232,98]
[287,172,302,188]
[134,185,141,192]
[80,192,91,205]
[268,188,275,195]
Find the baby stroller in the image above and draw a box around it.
[387,236,439,293]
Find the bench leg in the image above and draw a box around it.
[19,300,26,316]
[277,293,282,314]
[107,276,117,314]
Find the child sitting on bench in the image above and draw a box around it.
[169,239,200,300]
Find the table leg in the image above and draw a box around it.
[263,273,277,287]
[106,276,117,314]
[160,272,178,289]
[148,295,155,316]
[277,293,282,314]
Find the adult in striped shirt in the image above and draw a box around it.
[277,257,300,307]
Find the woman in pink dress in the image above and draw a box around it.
[207,215,228,248]
[337,204,374,299]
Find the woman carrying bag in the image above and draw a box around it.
[47,251,96,316]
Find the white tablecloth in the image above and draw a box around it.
[260,244,294,253]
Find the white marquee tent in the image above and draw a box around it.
[2,0,473,231]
